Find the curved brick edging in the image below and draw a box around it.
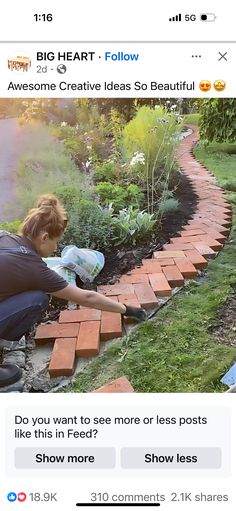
[34,125,232,388]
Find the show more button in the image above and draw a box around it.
[121,448,221,469]
[15,447,115,469]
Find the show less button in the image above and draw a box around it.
[15,448,115,469]
[121,448,221,469]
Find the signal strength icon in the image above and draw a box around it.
[169,13,182,22]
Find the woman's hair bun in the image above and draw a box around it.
[37,194,58,209]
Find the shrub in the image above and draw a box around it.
[199,98,236,143]
[93,161,117,184]
[62,199,114,251]
[127,184,144,208]
[122,105,180,182]
[158,198,180,215]
[112,206,156,246]
[63,138,89,166]
[0,220,22,233]
[15,123,86,215]
[95,182,144,212]
[95,182,127,212]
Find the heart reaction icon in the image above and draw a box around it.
[18,492,27,502]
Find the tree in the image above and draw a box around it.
[199,98,236,143]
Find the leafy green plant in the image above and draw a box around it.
[127,184,144,208]
[63,138,89,166]
[158,198,180,215]
[95,182,127,212]
[112,206,156,246]
[93,161,117,184]
[95,182,144,213]
[0,220,22,233]
[199,98,236,143]
[62,199,114,251]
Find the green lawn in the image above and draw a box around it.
[183,113,200,125]
[61,141,236,393]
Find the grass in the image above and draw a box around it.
[183,113,200,125]
[59,139,236,393]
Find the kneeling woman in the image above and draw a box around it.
[0,195,146,387]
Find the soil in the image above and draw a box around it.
[208,286,236,347]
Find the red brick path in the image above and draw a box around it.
[34,126,232,392]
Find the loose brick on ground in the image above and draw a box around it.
[59,308,101,323]
[35,323,80,342]
[49,338,77,378]
[133,283,158,309]
[76,321,100,357]
[93,376,134,393]
[148,272,172,296]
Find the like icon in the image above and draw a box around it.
[18,492,27,502]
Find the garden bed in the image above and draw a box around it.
[95,172,198,286]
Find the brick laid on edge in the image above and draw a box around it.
[162,266,185,288]
[174,258,198,279]
[148,272,172,296]
[183,249,208,270]
[133,283,158,309]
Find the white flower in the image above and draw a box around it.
[170,104,177,110]
[155,105,161,109]
[61,121,67,127]
[130,152,145,166]
[86,145,92,150]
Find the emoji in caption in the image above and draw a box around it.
[199,80,211,92]
[214,79,226,91]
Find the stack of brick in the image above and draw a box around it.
[34,125,232,381]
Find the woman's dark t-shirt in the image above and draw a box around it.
[0,232,68,302]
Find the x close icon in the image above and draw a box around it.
[218,52,228,61]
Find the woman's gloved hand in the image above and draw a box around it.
[122,305,147,322]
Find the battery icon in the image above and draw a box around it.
[200,13,216,21]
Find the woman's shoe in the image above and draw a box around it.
[0,364,22,387]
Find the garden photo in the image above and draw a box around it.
[0,97,235,393]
